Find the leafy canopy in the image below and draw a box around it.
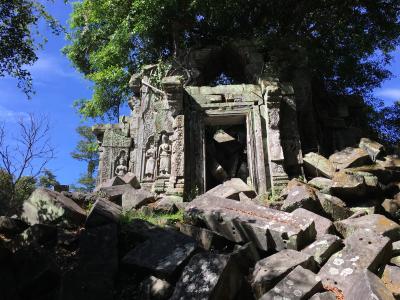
[0,0,63,97]
[65,0,400,118]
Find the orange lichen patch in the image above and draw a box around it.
[382,267,400,295]
[323,284,345,300]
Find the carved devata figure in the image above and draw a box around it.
[158,134,171,177]
[144,144,156,179]
[114,150,128,176]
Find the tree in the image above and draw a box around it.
[71,125,99,191]
[0,114,55,214]
[38,168,59,189]
[64,0,400,118]
[0,0,63,97]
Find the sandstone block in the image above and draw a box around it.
[178,223,229,250]
[308,177,334,192]
[251,249,317,297]
[98,184,134,201]
[309,292,337,300]
[170,252,242,300]
[316,191,353,221]
[292,208,334,237]
[21,188,86,226]
[281,184,322,214]
[204,178,257,200]
[94,176,125,191]
[0,216,28,236]
[121,172,141,188]
[346,270,395,300]
[140,276,172,300]
[359,138,385,161]
[330,170,367,199]
[382,198,400,218]
[329,147,372,170]
[334,214,400,241]
[86,198,122,228]
[303,152,336,179]
[121,189,155,210]
[185,195,316,251]
[382,265,400,299]
[302,234,343,266]
[259,266,323,300]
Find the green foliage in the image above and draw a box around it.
[65,0,400,119]
[0,0,64,97]
[369,100,400,147]
[120,209,184,227]
[71,126,99,192]
[38,169,59,189]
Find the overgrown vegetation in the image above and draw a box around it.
[120,209,184,227]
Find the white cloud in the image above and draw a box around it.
[28,56,83,80]
[0,105,29,123]
[375,88,400,100]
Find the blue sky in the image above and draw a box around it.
[1,1,399,185]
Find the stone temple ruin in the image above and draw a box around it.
[93,41,360,196]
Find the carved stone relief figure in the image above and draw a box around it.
[158,134,171,177]
[114,150,128,176]
[144,144,156,179]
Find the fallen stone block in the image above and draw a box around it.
[382,198,400,219]
[0,216,28,237]
[309,291,337,300]
[330,170,368,199]
[170,252,242,300]
[203,178,257,200]
[122,188,155,210]
[121,172,141,188]
[308,177,334,193]
[251,249,317,298]
[281,183,323,214]
[151,196,184,214]
[98,184,134,202]
[231,242,260,274]
[392,256,400,267]
[292,208,334,237]
[122,229,197,279]
[259,266,323,300]
[316,191,353,221]
[86,198,122,228]
[94,176,125,191]
[318,230,392,296]
[303,152,336,179]
[334,214,400,241]
[178,223,230,250]
[11,224,57,252]
[185,195,316,251]
[359,138,385,161]
[382,265,400,299]
[393,240,400,256]
[377,155,400,171]
[346,270,395,300]
[140,276,173,300]
[21,188,86,226]
[329,147,372,170]
[302,234,343,267]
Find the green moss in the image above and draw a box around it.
[120,209,184,227]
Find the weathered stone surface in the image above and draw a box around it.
[302,234,343,266]
[392,256,400,267]
[0,216,28,236]
[140,276,173,300]
[330,170,368,199]
[382,265,400,299]
[94,176,125,191]
[318,230,392,296]
[329,147,372,170]
[170,252,242,300]
[309,292,337,300]
[11,224,57,252]
[393,240,400,256]
[61,191,87,206]
[346,270,395,300]
[316,191,353,221]
[98,183,134,201]
[204,178,257,200]
[122,188,155,210]
[303,152,336,178]
[377,155,400,171]
[86,198,122,227]
[292,208,334,237]
[382,198,400,218]
[359,138,385,161]
[334,214,400,241]
[121,172,141,188]
[21,188,86,225]
[281,183,322,213]
[251,249,317,297]
[178,223,229,250]
[122,229,197,279]
[259,266,323,300]
[151,196,184,214]
[186,195,316,251]
[308,177,334,192]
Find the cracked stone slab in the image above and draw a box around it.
[318,230,392,296]
[329,147,372,170]
[185,195,316,251]
[122,229,197,279]
[346,270,395,300]
[334,214,400,241]
[170,252,242,300]
[302,234,343,266]
[251,249,317,298]
[382,265,400,299]
[281,184,322,214]
[303,152,336,179]
[86,198,122,228]
[316,191,353,221]
[203,178,257,200]
[259,266,323,300]
[292,208,334,237]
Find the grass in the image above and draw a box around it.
[120,209,184,227]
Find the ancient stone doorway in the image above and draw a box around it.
[204,117,248,190]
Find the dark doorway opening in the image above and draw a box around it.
[205,122,248,190]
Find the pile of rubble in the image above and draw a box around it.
[1,138,400,300]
